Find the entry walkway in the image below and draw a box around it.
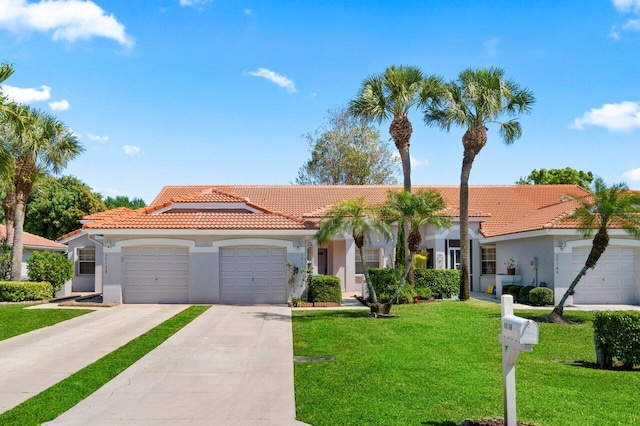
[47,305,308,425]
[0,304,187,414]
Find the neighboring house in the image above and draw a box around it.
[0,224,68,280]
[58,185,640,306]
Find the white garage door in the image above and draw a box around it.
[123,247,189,303]
[220,247,287,304]
[572,246,638,304]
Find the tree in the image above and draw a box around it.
[25,175,106,240]
[424,67,535,301]
[382,189,450,308]
[296,107,400,185]
[0,62,17,179]
[27,250,74,297]
[550,178,640,319]
[104,195,146,209]
[2,105,83,281]
[349,65,443,192]
[517,167,593,188]
[315,197,392,304]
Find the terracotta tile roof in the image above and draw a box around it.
[83,212,315,230]
[1,225,67,250]
[83,207,137,221]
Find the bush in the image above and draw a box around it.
[307,275,342,303]
[593,311,640,369]
[0,281,51,302]
[27,251,73,297]
[413,269,460,299]
[416,286,433,300]
[519,286,536,304]
[368,268,403,303]
[529,287,553,306]
[0,243,11,280]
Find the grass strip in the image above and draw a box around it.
[0,304,93,341]
[0,305,210,426]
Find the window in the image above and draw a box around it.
[355,248,381,274]
[481,246,496,275]
[77,248,95,275]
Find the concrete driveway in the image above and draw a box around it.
[0,304,188,414]
[46,305,307,426]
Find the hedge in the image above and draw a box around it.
[0,281,52,302]
[529,287,553,306]
[502,284,522,302]
[307,275,342,303]
[519,286,536,304]
[593,311,640,369]
[368,268,460,303]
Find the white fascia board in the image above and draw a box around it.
[85,228,317,237]
[150,203,262,214]
[481,229,578,243]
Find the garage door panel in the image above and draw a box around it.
[123,247,189,304]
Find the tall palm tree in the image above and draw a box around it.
[424,67,535,300]
[315,197,392,303]
[5,106,83,280]
[0,62,17,180]
[383,189,450,304]
[349,65,443,192]
[551,178,640,319]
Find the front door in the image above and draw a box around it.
[318,249,328,275]
[449,247,461,270]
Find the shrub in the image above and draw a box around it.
[368,268,403,303]
[506,285,521,302]
[27,251,74,297]
[593,311,640,369]
[307,275,342,303]
[0,281,51,302]
[529,287,553,306]
[0,243,11,280]
[416,286,433,300]
[413,269,460,299]
[502,284,514,295]
[519,286,536,304]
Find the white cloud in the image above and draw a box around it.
[623,18,640,29]
[247,68,297,94]
[1,84,50,102]
[244,8,253,15]
[570,101,640,132]
[612,0,640,13]
[483,37,500,57]
[623,167,640,181]
[609,26,622,39]
[87,132,108,142]
[123,145,140,155]
[392,152,429,168]
[49,99,69,111]
[179,0,211,7]
[0,0,133,48]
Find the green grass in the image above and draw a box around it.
[293,300,640,426]
[0,304,93,341]
[0,305,210,426]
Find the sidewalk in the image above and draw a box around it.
[471,291,640,311]
[0,304,187,413]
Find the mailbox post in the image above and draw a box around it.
[499,295,538,426]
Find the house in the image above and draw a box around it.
[58,184,640,306]
[0,224,68,281]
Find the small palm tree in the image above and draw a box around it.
[315,197,392,303]
[383,189,450,304]
[349,65,443,192]
[3,105,83,280]
[551,178,640,319]
[423,67,535,300]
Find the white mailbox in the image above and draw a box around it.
[500,315,538,350]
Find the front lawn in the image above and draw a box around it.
[293,300,640,426]
[0,304,93,341]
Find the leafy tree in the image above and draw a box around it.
[296,107,400,185]
[315,197,392,304]
[25,175,106,240]
[27,250,74,297]
[349,65,443,192]
[517,167,594,188]
[424,67,535,300]
[550,178,640,319]
[1,105,83,281]
[104,195,146,209]
[382,190,450,308]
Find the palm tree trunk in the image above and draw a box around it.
[10,193,26,281]
[2,189,15,246]
[360,246,378,303]
[398,145,412,192]
[389,114,413,192]
[458,148,475,301]
[551,264,590,317]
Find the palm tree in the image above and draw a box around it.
[423,67,535,300]
[4,106,83,280]
[382,189,450,305]
[0,62,17,180]
[315,197,392,303]
[551,178,640,319]
[349,65,443,192]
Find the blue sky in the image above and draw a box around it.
[0,0,639,204]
